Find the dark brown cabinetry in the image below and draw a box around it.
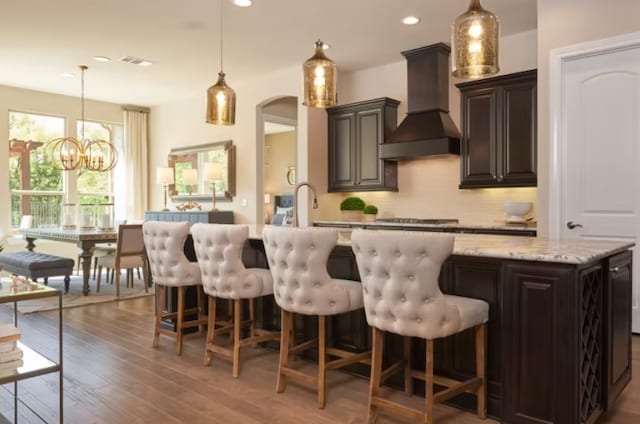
[327,97,400,192]
[603,251,633,409]
[457,70,537,189]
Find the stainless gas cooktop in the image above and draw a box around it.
[375,218,459,225]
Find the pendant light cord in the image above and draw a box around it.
[219,0,224,73]
[80,66,86,141]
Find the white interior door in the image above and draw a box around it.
[555,37,640,332]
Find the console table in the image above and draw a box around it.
[144,210,233,225]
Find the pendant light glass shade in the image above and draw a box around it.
[303,40,337,108]
[206,0,236,125]
[452,0,499,79]
[49,65,118,172]
[206,72,236,125]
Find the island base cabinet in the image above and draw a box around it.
[502,261,619,424]
[603,251,633,410]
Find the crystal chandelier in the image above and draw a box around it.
[48,65,118,171]
[452,0,500,79]
[206,0,236,125]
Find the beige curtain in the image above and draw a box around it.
[123,106,149,220]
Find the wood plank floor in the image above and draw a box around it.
[0,296,637,423]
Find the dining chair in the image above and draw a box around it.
[96,224,148,297]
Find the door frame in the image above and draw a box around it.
[548,31,640,237]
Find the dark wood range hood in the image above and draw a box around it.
[380,43,461,160]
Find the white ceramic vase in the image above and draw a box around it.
[341,210,364,222]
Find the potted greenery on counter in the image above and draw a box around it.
[340,197,365,221]
[363,205,378,222]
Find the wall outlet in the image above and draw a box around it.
[241,198,248,207]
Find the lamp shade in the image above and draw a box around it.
[204,162,224,181]
[303,40,337,108]
[182,168,198,186]
[264,193,272,205]
[452,0,499,79]
[156,167,174,185]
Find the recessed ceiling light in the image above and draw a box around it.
[402,16,421,25]
[138,60,153,67]
[93,56,111,62]
[234,0,252,7]
[60,72,75,78]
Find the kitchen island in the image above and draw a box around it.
[240,226,633,424]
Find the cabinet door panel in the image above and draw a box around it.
[460,90,498,187]
[357,108,383,187]
[502,81,537,185]
[603,251,633,409]
[329,113,356,190]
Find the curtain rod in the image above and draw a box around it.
[122,104,150,113]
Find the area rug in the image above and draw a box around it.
[5,273,154,314]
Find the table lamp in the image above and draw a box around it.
[264,193,272,223]
[204,162,223,211]
[156,167,174,211]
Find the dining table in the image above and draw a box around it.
[19,227,118,296]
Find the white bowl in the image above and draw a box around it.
[502,202,532,222]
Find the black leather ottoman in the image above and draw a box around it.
[0,251,74,293]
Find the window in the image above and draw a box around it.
[9,111,64,228]
[76,120,122,204]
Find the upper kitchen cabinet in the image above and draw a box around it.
[457,70,537,189]
[327,97,400,192]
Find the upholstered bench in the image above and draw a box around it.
[0,251,74,293]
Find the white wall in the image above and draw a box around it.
[148,65,309,224]
[315,30,539,225]
[536,0,640,235]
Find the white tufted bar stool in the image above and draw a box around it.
[142,221,207,355]
[351,230,488,424]
[191,223,280,377]
[262,226,370,409]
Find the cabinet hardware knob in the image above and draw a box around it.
[566,221,583,229]
[609,266,620,273]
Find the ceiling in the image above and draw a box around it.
[0,0,536,107]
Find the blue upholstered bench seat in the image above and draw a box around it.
[0,251,74,293]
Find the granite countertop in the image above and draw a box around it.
[246,224,633,265]
[313,220,537,232]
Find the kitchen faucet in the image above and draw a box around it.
[293,181,318,227]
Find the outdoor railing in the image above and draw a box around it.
[10,191,63,229]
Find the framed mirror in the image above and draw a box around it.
[168,140,236,201]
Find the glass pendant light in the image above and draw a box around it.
[206,0,236,125]
[452,0,500,79]
[302,40,337,108]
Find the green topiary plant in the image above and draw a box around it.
[363,205,378,215]
[340,197,365,211]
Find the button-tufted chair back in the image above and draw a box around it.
[191,223,273,299]
[142,221,201,287]
[263,226,362,316]
[351,229,462,340]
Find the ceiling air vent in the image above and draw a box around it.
[119,56,153,67]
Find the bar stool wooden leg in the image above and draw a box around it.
[197,286,205,334]
[204,296,217,365]
[476,323,487,419]
[368,328,384,424]
[404,336,413,395]
[276,310,292,393]
[317,315,327,409]
[115,266,121,298]
[232,299,242,378]
[153,285,164,348]
[249,298,257,342]
[425,339,434,424]
[176,286,185,355]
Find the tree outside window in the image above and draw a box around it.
[8,111,64,228]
